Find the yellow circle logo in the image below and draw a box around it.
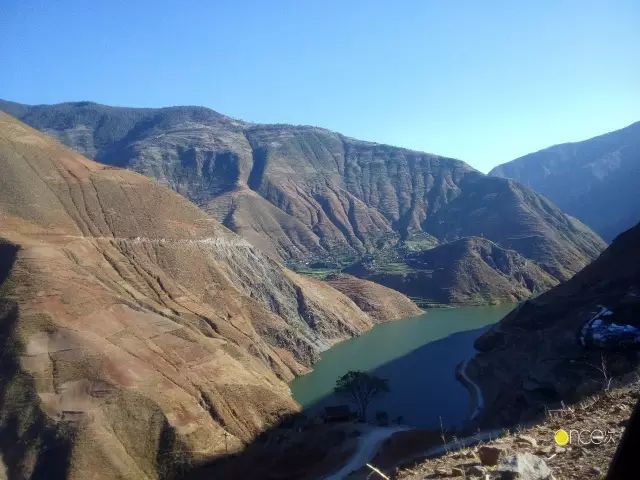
[555,429,569,446]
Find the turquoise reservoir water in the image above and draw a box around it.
[290,304,515,428]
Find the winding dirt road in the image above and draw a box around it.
[323,426,410,480]
[458,359,484,420]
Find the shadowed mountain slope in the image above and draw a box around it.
[490,121,640,241]
[0,112,416,479]
[0,101,605,305]
[468,222,640,427]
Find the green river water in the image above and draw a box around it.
[290,304,515,428]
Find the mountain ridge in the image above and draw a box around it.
[0,99,606,305]
[490,120,640,241]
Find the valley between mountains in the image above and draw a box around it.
[0,102,638,480]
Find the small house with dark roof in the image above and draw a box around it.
[323,405,353,423]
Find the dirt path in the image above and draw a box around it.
[323,426,410,480]
[457,359,483,420]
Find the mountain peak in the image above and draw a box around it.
[490,120,640,240]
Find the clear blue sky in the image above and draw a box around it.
[1,0,639,172]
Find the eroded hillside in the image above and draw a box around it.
[0,100,606,305]
[346,237,558,305]
[0,112,416,479]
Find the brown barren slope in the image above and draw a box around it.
[325,273,422,322]
[0,113,417,479]
[347,237,559,306]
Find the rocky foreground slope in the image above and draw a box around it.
[491,120,640,241]
[467,221,640,429]
[0,112,418,479]
[393,385,635,479]
[0,100,606,305]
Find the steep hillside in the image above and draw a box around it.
[0,112,413,479]
[347,237,558,305]
[490,121,640,240]
[0,100,606,305]
[325,273,422,321]
[467,222,640,428]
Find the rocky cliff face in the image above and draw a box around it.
[490,120,640,241]
[0,113,412,479]
[468,222,640,428]
[0,100,606,304]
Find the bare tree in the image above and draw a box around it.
[587,352,613,393]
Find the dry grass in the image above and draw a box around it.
[393,382,638,480]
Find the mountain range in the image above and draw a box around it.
[0,99,606,306]
[0,112,420,479]
[0,99,637,479]
[490,121,640,241]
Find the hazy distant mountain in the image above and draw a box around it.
[490,121,640,241]
[469,222,640,427]
[0,100,606,304]
[0,112,421,478]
